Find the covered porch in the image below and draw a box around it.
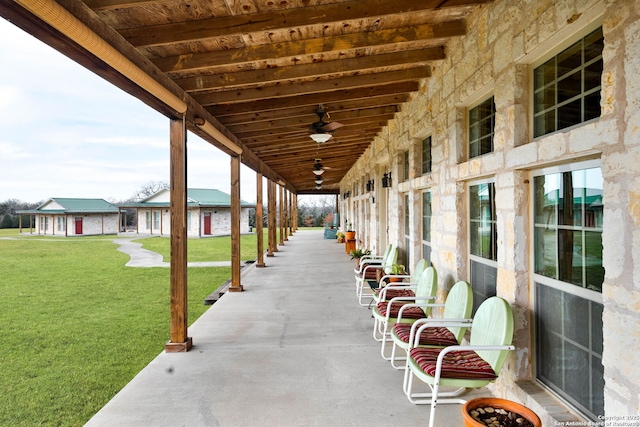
[85,230,484,426]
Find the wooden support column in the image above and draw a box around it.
[166,117,192,353]
[267,180,276,256]
[279,185,285,246]
[229,155,243,292]
[255,172,265,267]
[283,189,289,241]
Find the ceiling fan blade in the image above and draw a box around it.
[321,121,344,132]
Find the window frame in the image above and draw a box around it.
[467,178,498,314]
[421,190,432,263]
[422,136,432,175]
[468,96,496,159]
[531,159,604,421]
[530,23,604,140]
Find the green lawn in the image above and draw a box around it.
[0,229,248,426]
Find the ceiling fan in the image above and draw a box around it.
[309,104,343,144]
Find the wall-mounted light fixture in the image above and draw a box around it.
[381,172,392,188]
[366,179,375,192]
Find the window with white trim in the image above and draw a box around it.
[469,180,497,314]
[469,97,495,159]
[533,161,604,420]
[422,136,432,175]
[421,191,432,263]
[533,27,603,138]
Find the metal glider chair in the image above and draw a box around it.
[388,280,473,369]
[369,259,429,308]
[354,246,397,306]
[353,244,392,295]
[403,296,515,427]
[371,266,437,349]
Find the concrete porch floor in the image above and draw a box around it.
[85,229,488,427]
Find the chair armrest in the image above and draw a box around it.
[354,259,383,274]
[383,296,436,321]
[407,318,473,346]
[395,302,444,322]
[378,284,417,300]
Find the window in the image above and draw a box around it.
[422,191,432,263]
[533,162,604,420]
[422,136,432,174]
[57,216,65,232]
[403,150,410,182]
[153,211,160,230]
[404,194,410,267]
[469,181,497,314]
[145,211,151,230]
[533,27,603,138]
[187,211,192,232]
[469,97,495,158]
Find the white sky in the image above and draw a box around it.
[0,18,260,204]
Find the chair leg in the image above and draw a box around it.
[389,342,407,370]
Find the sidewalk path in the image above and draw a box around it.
[113,238,232,268]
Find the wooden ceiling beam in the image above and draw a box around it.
[207,83,417,116]
[216,94,409,125]
[245,134,377,154]
[117,0,485,46]
[194,68,429,106]
[175,48,444,93]
[225,106,398,134]
[234,117,392,139]
[151,21,465,73]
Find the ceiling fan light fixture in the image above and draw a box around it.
[313,160,325,175]
[310,133,332,144]
[314,176,324,185]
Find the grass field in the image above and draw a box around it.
[0,229,257,426]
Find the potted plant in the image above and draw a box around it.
[349,248,371,267]
[345,220,356,240]
[336,231,345,243]
[388,264,406,282]
[462,397,541,427]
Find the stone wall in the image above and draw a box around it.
[341,0,640,421]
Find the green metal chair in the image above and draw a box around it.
[371,266,437,351]
[403,296,515,427]
[354,245,397,306]
[370,259,429,307]
[388,280,473,369]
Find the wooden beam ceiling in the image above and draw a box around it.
[4,0,492,194]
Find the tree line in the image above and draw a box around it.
[0,199,42,228]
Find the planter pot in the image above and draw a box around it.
[462,398,541,427]
[345,231,356,240]
[389,276,405,283]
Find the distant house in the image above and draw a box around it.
[119,188,255,237]
[17,198,119,236]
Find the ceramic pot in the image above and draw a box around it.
[462,398,542,427]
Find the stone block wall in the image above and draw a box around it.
[341,0,640,421]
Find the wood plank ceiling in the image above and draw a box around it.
[5,0,491,194]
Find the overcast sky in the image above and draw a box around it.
[0,18,260,205]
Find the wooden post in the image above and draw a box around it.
[279,185,285,246]
[283,189,289,241]
[228,155,243,292]
[166,117,192,353]
[267,180,276,256]
[255,172,265,267]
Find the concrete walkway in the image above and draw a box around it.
[86,230,486,427]
[114,238,234,268]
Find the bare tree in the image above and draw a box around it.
[130,181,169,201]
